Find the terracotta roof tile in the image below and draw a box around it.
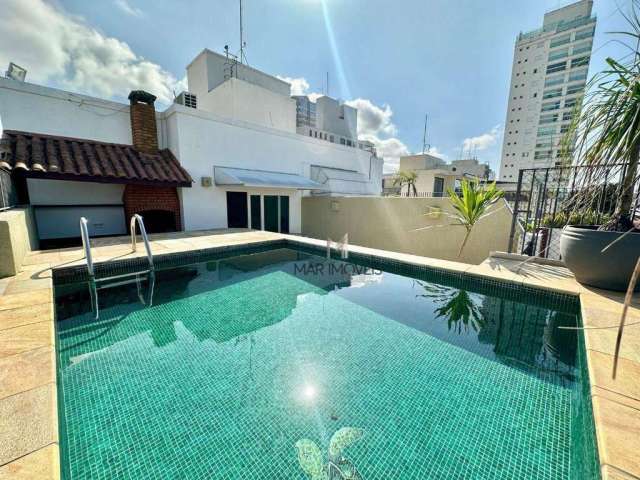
[0,130,192,187]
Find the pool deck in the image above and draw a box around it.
[0,229,638,479]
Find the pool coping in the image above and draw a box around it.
[0,230,638,479]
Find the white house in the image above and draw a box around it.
[0,49,383,246]
[382,154,492,196]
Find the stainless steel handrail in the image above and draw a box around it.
[80,217,98,319]
[130,214,154,270]
[79,217,94,277]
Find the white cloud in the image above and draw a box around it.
[0,0,183,105]
[344,98,397,137]
[276,76,309,95]
[114,0,143,17]
[345,98,412,172]
[462,125,502,152]
[276,75,323,102]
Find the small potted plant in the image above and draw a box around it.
[559,10,640,291]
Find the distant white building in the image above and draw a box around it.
[499,0,596,180]
[0,48,382,246]
[383,154,492,196]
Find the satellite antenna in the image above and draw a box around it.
[421,114,430,154]
[6,63,26,82]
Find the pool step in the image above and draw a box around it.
[95,270,152,290]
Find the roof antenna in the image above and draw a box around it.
[239,0,247,64]
[326,71,329,97]
[422,114,430,154]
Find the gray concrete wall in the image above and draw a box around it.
[302,196,513,264]
[0,207,38,278]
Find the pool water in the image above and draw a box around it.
[54,247,599,479]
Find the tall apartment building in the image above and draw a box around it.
[499,0,596,180]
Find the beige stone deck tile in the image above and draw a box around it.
[593,386,640,412]
[21,252,62,266]
[584,326,640,364]
[0,290,52,312]
[410,257,470,273]
[478,257,583,294]
[582,307,640,329]
[0,322,54,359]
[57,250,84,263]
[587,350,640,404]
[583,301,640,324]
[602,464,640,480]
[150,239,195,250]
[0,303,53,332]
[592,396,640,478]
[580,303,640,364]
[0,444,60,480]
[0,347,55,400]
[464,261,524,284]
[4,277,52,295]
[12,265,53,281]
[0,384,57,466]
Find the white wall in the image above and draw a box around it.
[399,154,446,171]
[199,78,296,133]
[1,78,382,237]
[166,104,381,232]
[187,49,291,97]
[315,96,357,140]
[0,78,132,143]
[303,197,515,264]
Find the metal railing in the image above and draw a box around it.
[382,190,451,198]
[79,217,95,277]
[507,163,634,259]
[79,215,155,320]
[327,233,348,260]
[130,213,154,270]
[79,217,98,318]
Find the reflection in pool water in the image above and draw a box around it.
[54,248,597,479]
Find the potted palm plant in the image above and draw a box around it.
[558,9,640,291]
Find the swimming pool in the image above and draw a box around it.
[54,245,599,479]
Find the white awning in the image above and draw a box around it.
[214,167,323,190]
[310,166,369,184]
[309,165,374,195]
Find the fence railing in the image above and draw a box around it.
[507,163,634,259]
[382,190,458,198]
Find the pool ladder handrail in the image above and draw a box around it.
[80,217,95,278]
[79,215,155,320]
[130,213,154,270]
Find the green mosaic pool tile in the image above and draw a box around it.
[55,258,598,479]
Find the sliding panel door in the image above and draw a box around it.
[279,196,289,234]
[250,195,261,229]
[226,192,248,228]
[264,195,279,232]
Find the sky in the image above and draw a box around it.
[0,0,632,173]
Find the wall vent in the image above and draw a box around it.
[175,91,197,109]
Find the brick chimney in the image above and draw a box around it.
[128,90,158,154]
